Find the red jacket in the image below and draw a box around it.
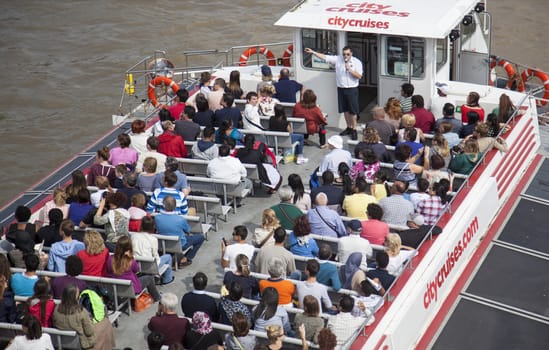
[292,103,327,134]
[158,131,187,158]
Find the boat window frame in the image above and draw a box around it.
[436,38,448,72]
[381,36,426,79]
[301,29,338,71]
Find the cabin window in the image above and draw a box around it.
[382,37,425,78]
[436,38,448,72]
[301,29,338,70]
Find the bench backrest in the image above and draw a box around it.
[0,322,82,350]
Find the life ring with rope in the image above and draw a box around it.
[239,46,276,67]
[489,57,523,91]
[282,44,294,67]
[148,76,180,107]
[521,68,549,106]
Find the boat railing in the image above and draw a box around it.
[117,43,292,120]
[490,54,549,109]
[183,41,292,68]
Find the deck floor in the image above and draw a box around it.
[431,158,549,349]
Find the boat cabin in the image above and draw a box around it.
[275,0,492,122]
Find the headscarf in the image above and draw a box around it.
[192,311,212,335]
[342,252,363,289]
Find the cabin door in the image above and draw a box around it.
[377,36,428,109]
[347,33,378,115]
[453,11,492,85]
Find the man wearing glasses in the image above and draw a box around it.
[305,46,363,140]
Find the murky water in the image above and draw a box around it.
[0,0,548,206]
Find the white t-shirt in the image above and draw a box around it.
[7,334,54,350]
[387,250,417,276]
[324,54,363,88]
[223,243,255,270]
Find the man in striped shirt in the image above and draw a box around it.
[147,170,188,214]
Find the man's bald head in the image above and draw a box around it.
[315,192,328,206]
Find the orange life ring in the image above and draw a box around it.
[239,46,276,67]
[282,44,294,67]
[148,76,180,107]
[489,57,518,90]
[521,68,549,106]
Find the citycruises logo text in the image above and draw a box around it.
[423,216,479,309]
[326,2,410,30]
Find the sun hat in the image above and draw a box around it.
[327,135,343,149]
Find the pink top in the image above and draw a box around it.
[360,219,390,245]
[41,201,69,224]
[109,147,138,166]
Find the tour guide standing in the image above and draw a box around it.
[305,46,363,140]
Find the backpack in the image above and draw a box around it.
[309,166,321,189]
[79,286,110,323]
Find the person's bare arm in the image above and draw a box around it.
[304,47,326,61]
[221,240,229,268]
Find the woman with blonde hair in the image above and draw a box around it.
[384,233,416,276]
[76,230,109,276]
[429,132,451,169]
[265,323,308,350]
[397,114,424,143]
[41,188,69,224]
[252,209,280,247]
[259,84,280,117]
[106,235,160,301]
[449,139,481,175]
[384,97,403,129]
[223,254,259,299]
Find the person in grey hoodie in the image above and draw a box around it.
[192,126,219,160]
[47,220,85,272]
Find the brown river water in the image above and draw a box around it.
[1,0,548,206]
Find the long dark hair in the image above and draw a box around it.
[253,287,279,321]
[27,277,51,326]
[218,119,233,143]
[22,314,43,340]
[288,173,305,204]
[57,284,83,315]
[273,104,287,122]
[338,162,354,195]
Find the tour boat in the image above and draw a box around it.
[1,1,548,349]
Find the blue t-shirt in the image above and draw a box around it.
[154,213,191,246]
[317,261,342,291]
[274,78,303,103]
[288,232,319,258]
[10,273,38,297]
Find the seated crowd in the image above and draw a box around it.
[0,79,515,350]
